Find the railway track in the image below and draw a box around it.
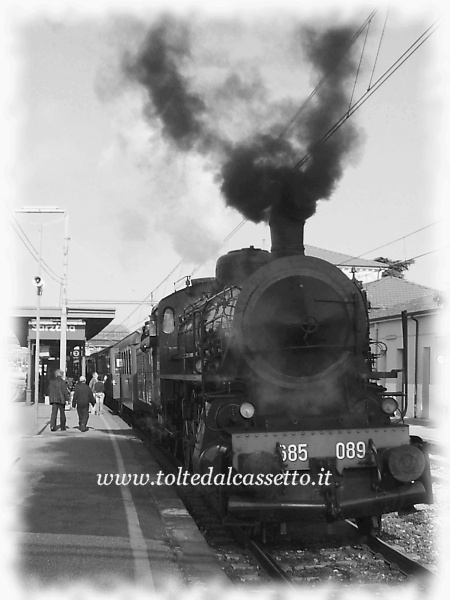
[227,520,436,589]
[128,413,438,588]
[174,466,437,589]
[229,525,297,588]
[346,520,436,590]
[364,533,435,585]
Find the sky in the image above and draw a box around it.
[2,0,449,337]
[1,2,449,598]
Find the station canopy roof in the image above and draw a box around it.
[9,306,116,347]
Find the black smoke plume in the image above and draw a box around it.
[124,17,363,223]
[124,15,207,151]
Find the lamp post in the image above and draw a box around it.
[16,207,67,432]
[59,213,69,375]
[33,263,43,430]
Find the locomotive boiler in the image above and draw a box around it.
[135,212,432,534]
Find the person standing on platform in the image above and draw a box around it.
[89,372,98,414]
[94,375,106,415]
[72,376,95,432]
[104,373,113,404]
[48,369,70,431]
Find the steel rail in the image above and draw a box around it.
[346,519,436,587]
[229,526,297,588]
[364,535,435,581]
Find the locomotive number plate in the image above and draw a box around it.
[278,443,308,463]
[232,427,410,472]
[278,440,368,465]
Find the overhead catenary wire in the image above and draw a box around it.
[84,226,447,339]
[294,19,440,170]
[108,245,447,340]
[5,204,64,283]
[109,258,185,331]
[368,6,390,91]
[5,206,64,285]
[279,9,378,139]
[189,218,248,278]
[338,221,441,266]
[114,220,443,332]
[187,10,379,282]
[105,15,440,329]
[389,245,449,267]
[347,13,372,113]
[112,11,385,328]
[192,19,439,281]
[114,218,250,330]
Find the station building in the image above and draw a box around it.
[365,277,445,422]
[9,306,115,402]
[307,247,445,422]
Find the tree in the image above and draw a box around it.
[433,291,446,307]
[374,257,415,279]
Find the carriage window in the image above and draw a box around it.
[162,308,175,333]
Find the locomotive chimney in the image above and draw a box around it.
[269,211,305,257]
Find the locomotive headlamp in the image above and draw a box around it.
[239,402,255,419]
[381,397,399,415]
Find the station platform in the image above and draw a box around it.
[404,417,447,451]
[10,402,230,595]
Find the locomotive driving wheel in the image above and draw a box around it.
[181,391,201,472]
[181,420,195,471]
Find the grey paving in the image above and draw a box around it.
[13,403,229,594]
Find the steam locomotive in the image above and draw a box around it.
[88,214,432,534]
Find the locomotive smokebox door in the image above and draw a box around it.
[233,254,368,390]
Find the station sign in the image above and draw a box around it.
[28,320,86,341]
[71,345,84,359]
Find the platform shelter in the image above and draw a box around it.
[9,306,115,403]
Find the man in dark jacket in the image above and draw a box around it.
[93,376,106,415]
[72,376,96,432]
[48,369,70,431]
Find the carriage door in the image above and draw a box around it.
[111,349,121,400]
